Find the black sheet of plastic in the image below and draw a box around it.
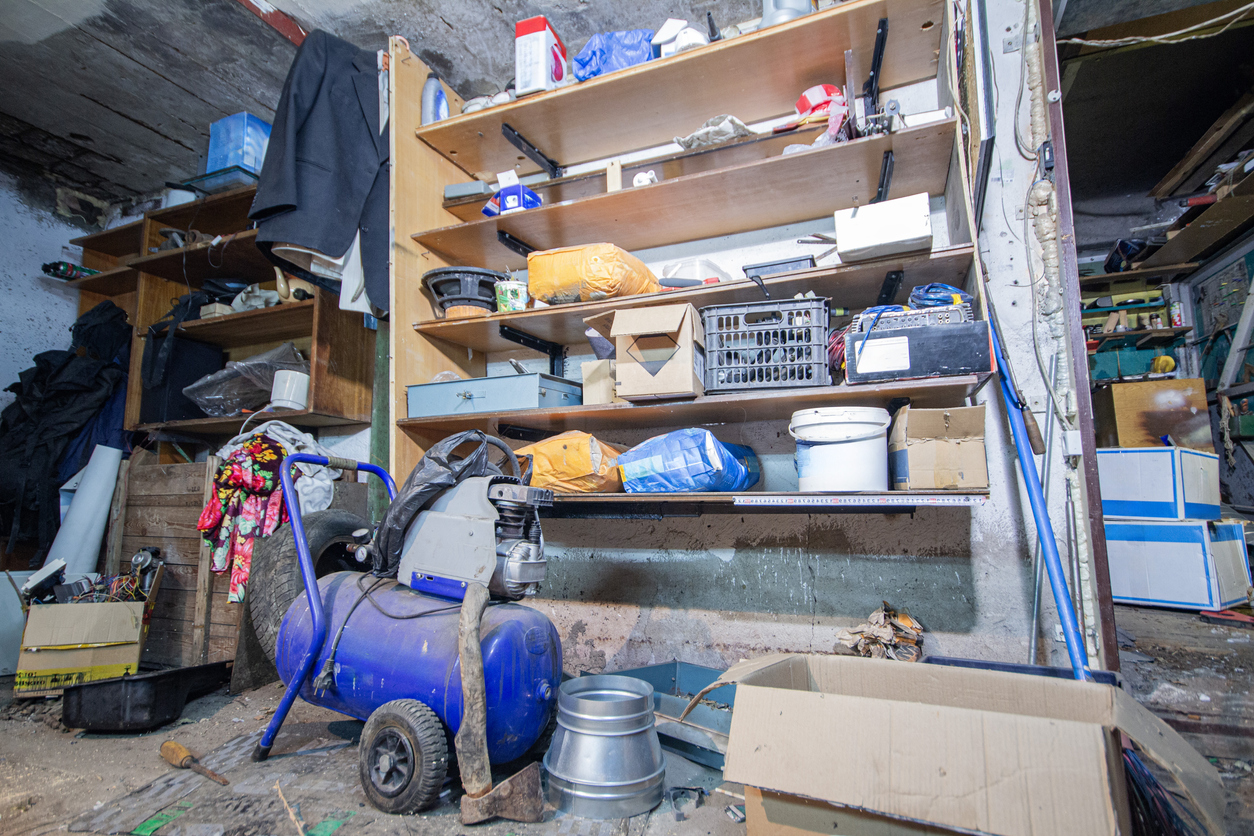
[372,431,519,577]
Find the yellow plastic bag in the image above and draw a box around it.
[517,431,626,493]
[527,243,662,305]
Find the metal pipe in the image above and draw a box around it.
[990,324,1091,680]
[1028,356,1058,664]
[254,454,396,761]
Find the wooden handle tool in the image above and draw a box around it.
[160,740,229,785]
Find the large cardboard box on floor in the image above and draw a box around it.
[15,567,162,697]
[1105,519,1252,610]
[1091,378,1213,452]
[888,405,988,490]
[694,654,1224,836]
[1096,446,1220,520]
[585,304,705,401]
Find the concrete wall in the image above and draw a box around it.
[0,173,82,409]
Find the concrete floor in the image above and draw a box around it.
[1,604,1251,836]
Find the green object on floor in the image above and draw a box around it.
[130,801,194,835]
[307,810,357,836]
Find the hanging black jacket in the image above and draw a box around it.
[250,29,391,311]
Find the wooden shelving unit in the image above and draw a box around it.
[389,0,981,507]
[1087,327,1191,354]
[1077,262,1198,289]
[71,188,375,435]
[415,120,957,271]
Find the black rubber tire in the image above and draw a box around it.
[247,509,370,666]
[358,699,449,814]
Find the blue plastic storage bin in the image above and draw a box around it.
[207,112,271,175]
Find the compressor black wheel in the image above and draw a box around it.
[247,509,370,665]
[359,699,449,814]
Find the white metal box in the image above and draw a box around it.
[1096,447,1220,521]
[833,192,933,261]
[1104,519,1251,611]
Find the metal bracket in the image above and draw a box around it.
[499,324,566,377]
[872,150,894,204]
[498,424,554,443]
[497,230,537,258]
[862,18,889,115]
[876,270,904,306]
[501,123,562,179]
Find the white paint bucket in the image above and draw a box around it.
[272,370,310,410]
[788,407,891,491]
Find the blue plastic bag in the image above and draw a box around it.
[573,30,654,82]
[618,429,760,493]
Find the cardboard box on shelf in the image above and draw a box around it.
[1096,446,1220,520]
[696,653,1224,836]
[1105,519,1251,611]
[833,192,933,262]
[1091,378,1213,452]
[581,360,624,405]
[515,16,567,96]
[585,304,705,401]
[888,405,988,490]
[15,567,163,697]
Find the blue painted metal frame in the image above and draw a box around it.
[990,324,1092,681]
[252,454,397,761]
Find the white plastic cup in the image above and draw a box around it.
[272,370,310,410]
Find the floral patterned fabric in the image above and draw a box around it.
[197,434,288,602]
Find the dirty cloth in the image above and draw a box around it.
[217,420,341,516]
[674,115,753,150]
[835,601,924,662]
[198,434,289,602]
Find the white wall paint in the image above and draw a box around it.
[0,174,82,409]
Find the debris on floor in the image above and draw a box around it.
[0,696,68,731]
[834,601,924,661]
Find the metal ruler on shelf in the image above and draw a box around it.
[733,494,988,508]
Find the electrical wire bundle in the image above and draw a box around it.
[67,573,147,603]
[908,282,974,309]
[1122,747,1205,836]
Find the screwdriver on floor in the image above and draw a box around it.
[159,740,230,785]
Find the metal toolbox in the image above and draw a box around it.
[407,372,582,418]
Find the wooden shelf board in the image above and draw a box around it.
[1077,262,1199,287]
[416,245,975,353]
[397,375,983,435]
[66,265,140,295]
[146,185,257,234]
[1139,195,1254,268]
[1086,327,1192,354]
[415,0,945,177]
[71,219,145,258]
[178,300,315,348]
[413,120,957,271]
[129,228,274,285]
[544,489,989,515]
[138,409,368,435]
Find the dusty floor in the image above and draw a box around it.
[0,604,1251,836]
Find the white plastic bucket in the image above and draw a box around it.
[788,407,891,492]
[272,370,310,410]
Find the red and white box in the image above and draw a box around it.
[515,16,567,96]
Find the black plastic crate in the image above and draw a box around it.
[700,298,830,392]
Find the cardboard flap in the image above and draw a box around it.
[610,305,688,337]
[1110,688,1226,836]
[679,654,799,720]
[582,311,616,342]
[902,406,986,442]
[21,602,144,650]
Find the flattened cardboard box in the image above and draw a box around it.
[691,654,1224,836]
[585,305,705,401]
[16,567,162,696]
[888,405,988,490]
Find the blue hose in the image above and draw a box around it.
[253,455,397,761]
[989,324,1091,681]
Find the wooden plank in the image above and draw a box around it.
[1150,91,1254,198]
[1076,262,1199,289]
[65,266,140,296]
[390,38,488,481]
[123,504,202,538]
[128,229,275,285]
[192,456,219,664]
[308,288,374,424]
[417,246,975,353]
[121,536,203,569]
[416,0,945,178]
[143,629,195,668]
[1139,195,1254,267]
[103,460,132,576]
[137,409,369,435]
[124,493,204,508]
[71,219,145,257]
[125,268,191,430]
[178,299,314,348]
[413,120,957,271]
[398,375,984,435]
[145,186,257,236]
[127,462,210,497]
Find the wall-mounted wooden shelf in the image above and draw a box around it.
[398,375,984,436]
[70,218,145,258]
[415,0,944,178]
[138,409,368,435]
[178,300,315,348]
[1086,327,1191,353]
[413,120,956,272]
[416,245,974,352]
[66,266,140,296]
[1077,262,1198,289]
[128,228,274,285]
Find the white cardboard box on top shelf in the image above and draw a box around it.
[515,16,567,96]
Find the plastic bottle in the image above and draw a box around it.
[421,74,449,126]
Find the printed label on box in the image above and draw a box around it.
[856,336,910,373]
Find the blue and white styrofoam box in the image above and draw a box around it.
[407,373,582,418]
[1105,520,1252,611]
[1096,447,1219,521]
[207,112,272,175]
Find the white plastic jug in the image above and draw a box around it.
[789,407,891,491]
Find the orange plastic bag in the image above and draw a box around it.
[517,431,626,493]
[527,243,662,305]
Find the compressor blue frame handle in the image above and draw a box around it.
[253,454,397,761]
[989,324,1092,681]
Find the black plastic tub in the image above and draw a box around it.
[62,661,231,732]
